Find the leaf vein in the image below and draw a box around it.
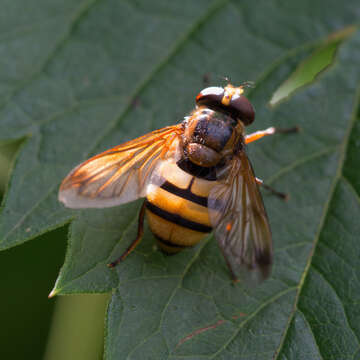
[265,145,338,184]
[210,286,296,359]
[0,0,101,109]
[296,309,325,360]
[124,239,210,360]
[311,264,360,350]
[273,55,360,359]
[342,175,360,206]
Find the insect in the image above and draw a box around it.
[59,84,297,282]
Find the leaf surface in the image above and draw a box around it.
[1,1,360,359]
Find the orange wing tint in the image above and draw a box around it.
[59,125,183,208]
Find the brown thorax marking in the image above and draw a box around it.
[182,107,245,167]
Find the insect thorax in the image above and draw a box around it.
[182,107,242,168]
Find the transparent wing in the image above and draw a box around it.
[208,151,272,283]
[59,125,183,208]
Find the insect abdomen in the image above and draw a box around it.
[145,161,215,253]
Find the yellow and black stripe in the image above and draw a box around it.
[145,161,217,253]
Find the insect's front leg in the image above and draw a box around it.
[245,126,300,144]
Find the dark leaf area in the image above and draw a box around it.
[0,1,360,359]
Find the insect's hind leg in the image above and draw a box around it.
[245,126,300,144]
[108,200,146,268]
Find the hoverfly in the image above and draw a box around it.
[59,84,297,282]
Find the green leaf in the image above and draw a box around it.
[1,1,360,359]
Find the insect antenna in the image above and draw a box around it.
[240,80,255,89]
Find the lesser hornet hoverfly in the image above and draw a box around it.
[59,84,297,282]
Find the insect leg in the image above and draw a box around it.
[245,126,299,144]
[107,200,146,268]
[256,177,289,201]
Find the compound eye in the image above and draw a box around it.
[229,94,255,125]
[195,87,224,107]
[196,86,255,125]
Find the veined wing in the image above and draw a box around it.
[208,151,272,283]
[59,125,183,208]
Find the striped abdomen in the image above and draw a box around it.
[145,160,217,253]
